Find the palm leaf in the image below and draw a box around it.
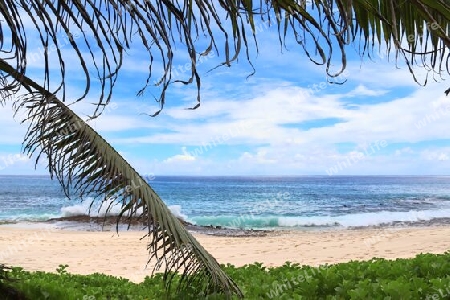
[1,1,450,117]
[0,59,242,298]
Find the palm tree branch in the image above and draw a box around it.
[0,58,243,298]
[2,1,450,117]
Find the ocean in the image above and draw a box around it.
[1,175,450,230]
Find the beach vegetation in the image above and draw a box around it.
[0,264,26,300]
[1,0,450,298]
[5,252,450,299]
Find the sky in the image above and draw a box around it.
[1,9,450,176]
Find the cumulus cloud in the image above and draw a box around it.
[346,84,388,97]
[163,147,196,163]
[2,35,450,176]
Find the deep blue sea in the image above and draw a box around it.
[1,175,450,229]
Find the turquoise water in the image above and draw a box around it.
[1,175,450,229]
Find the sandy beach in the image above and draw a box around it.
[1,225,450,282]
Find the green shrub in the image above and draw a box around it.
[0,264,27,300]
[7,251,450,299]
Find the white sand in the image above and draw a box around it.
[1,225,449,282]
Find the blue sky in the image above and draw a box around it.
[1,13,450,176]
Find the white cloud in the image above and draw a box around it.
[439,154,449,161]
[106,78,449,148]
[238,150,277,164]
[422,150,450,161]
[163,147,196,163]
[346,84,388,97]
[3,74,450,176]
[2,22,450,176]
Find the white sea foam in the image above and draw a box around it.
[168,205,189,221]
[60,198,140,217]
[277,216,340,228]
[278,208,450,228]
[189,208,450,229]
[60,200,189,220]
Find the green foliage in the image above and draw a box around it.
[8,251,450,300]
[0,264,10,281]
[56,264,69,276]
[0,265,27,300]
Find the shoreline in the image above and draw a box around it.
[45,215,272,237]
[3,213,450,240]
[1,223,450,282]
[3,214,450,236]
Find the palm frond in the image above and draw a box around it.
[349,0,450,84]
[1,1,450,117]
[0,59,242,298]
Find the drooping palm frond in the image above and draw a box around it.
[349,0,450,84]
[1,1,450,117]
[0,59,242,298]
